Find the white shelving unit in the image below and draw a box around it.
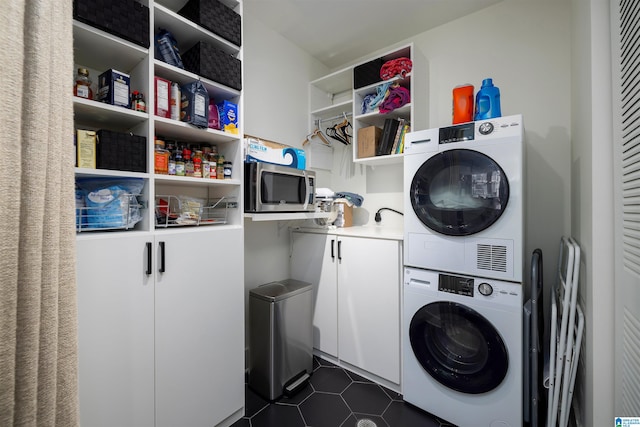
[308,43,428,167]
[73,1,245,426]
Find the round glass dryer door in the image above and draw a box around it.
[409,301,508,394]
[409,149,509,236]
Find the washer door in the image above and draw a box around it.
[409,301,508,394]
[409,149,509,236]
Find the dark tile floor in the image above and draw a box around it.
[231,356,456,427]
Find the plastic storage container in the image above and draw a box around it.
[474,78,502,120]
[249,279,313,401]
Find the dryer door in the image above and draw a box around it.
[409,301,508,394]
[409,149,509,236]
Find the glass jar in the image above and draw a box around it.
[154,139,169,174]
[175,149,185,176]
[223,161,232,179]
[216,154,225,180]
[131,90,146,112]
[193,150,203,178]
[74,68,93,99]
[184,149,194,177]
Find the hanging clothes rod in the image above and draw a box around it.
[317,112,352,125]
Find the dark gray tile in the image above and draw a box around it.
[299,392,351,427]
[382,401,442,427]
[341,382,391,415]
[310,366,353,393]
[276,381,314,405]
[229,417,250,427]
[251,404,305,427]
[345,369,374,383]
[245,384,270,417]
[314,355,339,368]
[379,385,402,402]
[353,413,391,427]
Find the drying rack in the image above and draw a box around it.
[546,236,585,427]
[524,248,544,427]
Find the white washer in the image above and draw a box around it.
[403,115,524,282]
[402,267,523,427]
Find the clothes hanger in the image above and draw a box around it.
[303,120,332,146]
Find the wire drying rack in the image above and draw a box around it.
[155,195,236,228]
[546,236,584,427]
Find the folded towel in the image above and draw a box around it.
[335,192,364,207]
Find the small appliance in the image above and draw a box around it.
[244,162,316,213]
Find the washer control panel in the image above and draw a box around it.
[438,273,474,297]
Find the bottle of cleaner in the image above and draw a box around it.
[474,78,502,121]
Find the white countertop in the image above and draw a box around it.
[291,225,403,241]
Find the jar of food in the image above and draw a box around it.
[175,149,185,176]
[154,139,169,174]
[216,155,225,180]
[74,68,93,99]
[223,161,232,179]
[131,91,146,112]
[209,154,217,179]
[193,150,203,178]
[184,149,194,177]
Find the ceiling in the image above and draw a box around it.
[243,0,503,69]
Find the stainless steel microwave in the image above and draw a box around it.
[244,162,316,213]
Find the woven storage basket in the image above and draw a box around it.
[96,130,147,173]
[182,42,242,91]
[354,58,384,89]
[178,0,241,46]
[73,0,149,48]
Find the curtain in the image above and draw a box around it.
[0,1,79,426]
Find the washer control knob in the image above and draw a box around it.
[478,282,493,296]
[479,122,494,135]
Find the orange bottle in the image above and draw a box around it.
[452,84,474,124]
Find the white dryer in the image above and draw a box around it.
[403,115,524,282]
[403,267,523,427]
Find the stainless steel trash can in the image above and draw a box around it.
[249,279,313,401]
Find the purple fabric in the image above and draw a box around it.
[379,86,410,113]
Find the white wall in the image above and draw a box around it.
[570,0,615,425]
[242,13,328,317]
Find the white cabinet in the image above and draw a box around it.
[77,228,244,427]
[337,236,401,384]
[289,231,401,384]
[74,1,244,426]
[77,235,155,427]
[290,232,338,357]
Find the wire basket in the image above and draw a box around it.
[76,193,144,232]
[155,195,235,227]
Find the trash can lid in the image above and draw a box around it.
[249,279,312,302]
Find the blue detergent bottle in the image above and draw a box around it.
[474,78,502,120]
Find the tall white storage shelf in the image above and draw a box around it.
[73,1,245,426]
[309,43,427,166]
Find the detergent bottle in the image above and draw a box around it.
[474,78,502,120]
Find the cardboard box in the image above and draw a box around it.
[244,136,306,170]
[76,129,96,169]
[96,69,130,108]
[357,126,383,158]
[154,76,171,118]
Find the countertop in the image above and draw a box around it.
[290,225,403,241]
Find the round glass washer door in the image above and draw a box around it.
[409,301,509,394]
[409,149,509,236]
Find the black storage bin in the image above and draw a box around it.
[181,41,242,91]
[73,0,150,48]
[96,130,147,173]
[178,0,242,47]
[354,58,384,89]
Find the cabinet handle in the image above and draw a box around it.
[338,240,342,261]
[146,242,152,275]
[331,239,335,260]
[159,241,166,273]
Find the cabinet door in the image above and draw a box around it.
[155,228,244,427]
[290,232,338,357]
[338,237,401,384]
[76,235,155,427]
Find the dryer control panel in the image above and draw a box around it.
[438,274,474,297]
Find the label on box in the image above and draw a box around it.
[114,78,129,106]
[76,129,96,169]
[155,77,170,118]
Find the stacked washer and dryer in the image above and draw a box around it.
[402,115,525,427]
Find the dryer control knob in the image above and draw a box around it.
[478,282,493,296]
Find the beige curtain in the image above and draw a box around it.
[0,1,79,426]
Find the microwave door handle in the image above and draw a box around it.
[302,173,310,211]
